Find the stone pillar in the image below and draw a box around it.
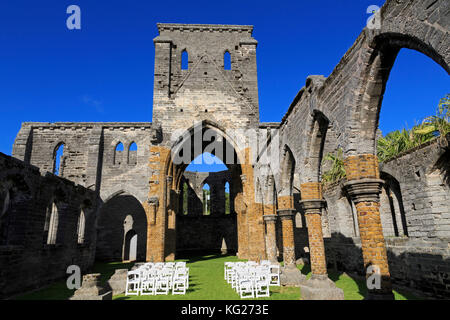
[298,182,344,300]
[165,175,175,261]
[263,214,277,263]
[234,174,249,259]
[344,154,394,300]
[277,200,305,287]
[300,200,327,276]
[278,209,296,267]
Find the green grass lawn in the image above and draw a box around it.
[14,254,418,300]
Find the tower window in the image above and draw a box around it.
[224,51,231,70]
[181,50,189,70]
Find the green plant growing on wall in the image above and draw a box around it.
[377,94,449,163]
[321,148,346,184]
[414,94,450,144]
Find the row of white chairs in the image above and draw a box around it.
[224,260,280,299]
[125,262,189,296]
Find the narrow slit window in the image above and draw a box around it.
[181,50,189,70]
[53,143,65,176]
[224,51,231,70]
[128,142,138,165]
[225,182,230,214]
[114,142,124,165]
[77,209,86,244]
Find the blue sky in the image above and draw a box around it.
[0,0,448,170]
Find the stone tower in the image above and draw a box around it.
[152,23,260,134]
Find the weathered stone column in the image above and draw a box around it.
[165,175,175,261]
[278,209,296,267]
[301,200,328,276]
[277,196,305,286]
[344,154,394,300]
[298,182,344,300]
[263,214,278,263]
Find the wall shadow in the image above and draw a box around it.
[320,232,450,299]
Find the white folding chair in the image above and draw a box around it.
[254,267,270,298]
[269,264,280,286]
[176,267,189,289]
[172,277,187,295]
[255,278,270,298]
[238,276,255,299]
[125,269,141,296]
[172,267,188,295]
[225,263,235,283]
[140,270,157,295]
[155,274,170,295]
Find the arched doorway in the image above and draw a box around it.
[176,153,237,256]
[96,192,147,262]
[123,229,138,262]
[162,121,261,260]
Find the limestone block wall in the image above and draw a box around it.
[97,124,152,203]
[0,153,98,299]
[152,24,260,135]
[176,215,237,253]
[321,141,450,298]
[380,140,450,239]
[12,122,153,204]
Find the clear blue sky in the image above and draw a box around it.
[0,0,448,167]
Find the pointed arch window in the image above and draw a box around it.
[202,183,210,215]
[53,143,65,176]
[224,51,231,70]
[44,201,59,245]
[128,142,138,165]
[77,209,86,244]
[114,142,124,165]
[181,49,189,70]
[225,181,230,214]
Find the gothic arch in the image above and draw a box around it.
[348,22,449,156]
[278,144,296,197]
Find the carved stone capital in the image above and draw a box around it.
[299,199,325,214]
[343,179,384,204]
[263,214,277,222]
[277,209,295,220]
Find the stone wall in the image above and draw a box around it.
[152,23,260,134]
[176,170,237,253]
[0,152,98,299]
[13,122,152,204]
[4,0,450,298]
[321,141,450,298]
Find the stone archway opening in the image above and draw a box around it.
[163,122,251,261]
[175,152,238,258]
[96,192,147,262]
[123,229,138,262]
